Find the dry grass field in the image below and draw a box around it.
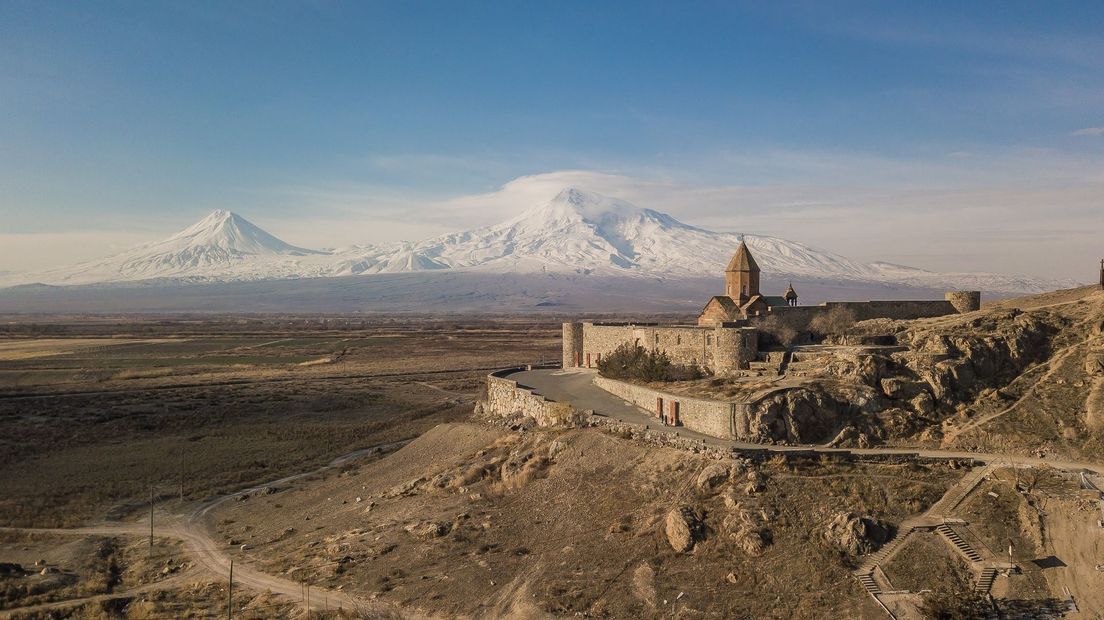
[0,316,560,528]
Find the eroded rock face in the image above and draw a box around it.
[897,310,1055,403]
[821,512,891,557]
[753,308,1063,444]
[748,385,878,443]
[664,506,703,553]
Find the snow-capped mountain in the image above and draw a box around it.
[3,189,1077,294]
[332,188,881,279]
[27,210,333,285]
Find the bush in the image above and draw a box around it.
[758,316,800,347]
[597,343,706,382]
[809,306,857,338]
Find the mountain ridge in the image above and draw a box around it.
[1,188,1078,295]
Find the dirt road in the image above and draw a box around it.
[0,440,419,619]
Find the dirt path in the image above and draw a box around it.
[1036,495,1104,619]
[0,572,193,618]
[0,439,420,619]
[941,339,1092,446]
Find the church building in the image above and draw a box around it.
[697,241,797,325]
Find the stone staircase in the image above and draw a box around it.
[974,567,998,593]
[856,571,881,594]
[935,524,983,563]
[857,524,916,574]
[928,465,992,516]
[851,465,1000,618]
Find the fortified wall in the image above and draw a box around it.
[562,293,980,376]
[564,322,759,375]
[593,375,753,439]
[743,292,981,334]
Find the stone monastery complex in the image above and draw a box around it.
[562,240,981,376]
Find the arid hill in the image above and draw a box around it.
[209,422,955,619]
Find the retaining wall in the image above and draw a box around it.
[592,375,753,440]
[484,367,584,427]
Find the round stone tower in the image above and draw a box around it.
[562,322,584,368]
[945,291,981,314]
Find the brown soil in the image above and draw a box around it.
[208,421,957,619]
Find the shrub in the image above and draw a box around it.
[597,343,705,382]
[809,306,857,338]
[758,316,800,347]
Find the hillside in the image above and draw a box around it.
[696,284,1104,461]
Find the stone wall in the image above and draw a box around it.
[593,375,753,440]
[575,322,757,374]
[751,298,970,335]
[483,368,585,427]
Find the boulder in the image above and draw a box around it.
[404,521,450,539]
[695,464,729,494]
[821,512,892,556]
[664,506,702,553]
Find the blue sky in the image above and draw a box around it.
[1,1,1102,278]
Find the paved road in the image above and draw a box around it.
[511,368,1104,476]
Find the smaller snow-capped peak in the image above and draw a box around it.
[160,210,323,257]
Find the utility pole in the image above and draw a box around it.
[179,446,185,503]
[228,559,233,620]
[306,583,310,619]
[149,485,154,558]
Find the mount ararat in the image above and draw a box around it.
[4,189,1071,296]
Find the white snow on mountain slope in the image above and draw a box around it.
[2,189,1078,294]
[332,188,881,279]
[26,210,335,285]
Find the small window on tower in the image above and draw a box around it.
[706,335,712,345]
[677,335,681,345]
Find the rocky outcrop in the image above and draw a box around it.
[895,310,1057,402]
[723,504,773,556]
[747,384,879,443]
[821,512,891,557]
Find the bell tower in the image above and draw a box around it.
[725,240,760,303]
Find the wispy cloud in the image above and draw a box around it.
[1072,126,1104,136]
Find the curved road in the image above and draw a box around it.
[0,441,419,619]
[510,368,1104,476]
